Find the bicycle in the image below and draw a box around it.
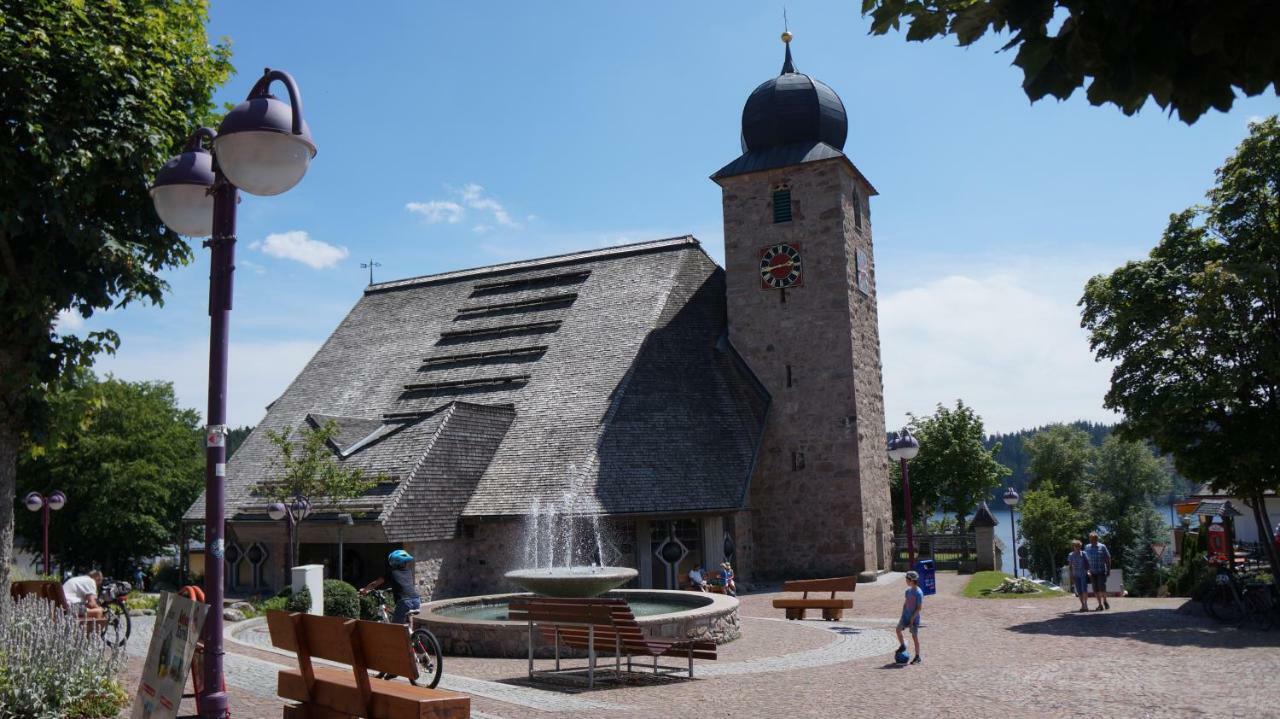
[366,589,443,688]
[1240,581,1279,631]
[97,579,133,648]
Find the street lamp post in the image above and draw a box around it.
[150,68,316,719]
[1003,487,1021,577]
[887,429,921,567]
[337,513,354,581]
[23,491,66,576]
[267,497,312,576]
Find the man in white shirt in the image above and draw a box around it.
[63,570,104,619]
[687,565,709,592]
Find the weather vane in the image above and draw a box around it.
[361,258,382,285]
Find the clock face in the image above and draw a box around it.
[759,243,803,289]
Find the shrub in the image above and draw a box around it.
[0,595,126,718]
[285,586,312,613]
[984,577,1043,595]
[257,594,290,613]
[323,580,360,619]
[360,591,391,621]
[125,594,160,612]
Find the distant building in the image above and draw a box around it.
[186,35,892,596]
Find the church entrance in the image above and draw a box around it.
[649,519,702,589]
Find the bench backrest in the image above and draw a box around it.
[267,609,417,714]
[780,576,858,598]
[10,580,71,610]
[510,596,656,647]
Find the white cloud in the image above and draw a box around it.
[94,338,322,427]
[406,184,521,232]
[256,230,349,270]
[54,309,84,333]
[459,183,518,228]
[405,200,464,224]
[879,270,1119,434]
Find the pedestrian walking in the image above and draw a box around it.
[1084,532,1112,611]
[1066,539,1090,612]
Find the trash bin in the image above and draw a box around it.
[912,559,936,596]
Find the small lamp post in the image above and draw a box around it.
[23,491,66,576]
[1003,487,1021,577]
[887,429,921,567]
[151,67,315,719]
[267,496,312,576]
[337,513,353,581]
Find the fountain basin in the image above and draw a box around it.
[417,590,740,658]
[504,566,638,597]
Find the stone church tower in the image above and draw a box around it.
[713,33,892,581]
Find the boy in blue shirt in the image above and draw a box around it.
[896,570,924,665]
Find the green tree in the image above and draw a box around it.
[1024,424,1095,508]
[900,401,1010,529]
[1123,507,1169,597]
[1090,436,1171,567]
[1081,116,1280,588]
[860,0,1280,124]
[15,373,203,576]
[1018,482,1089,580]
[0,0,232,603]
[258,421,381,566]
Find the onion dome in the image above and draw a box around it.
[713,32,851,180]
[741,33,847,153]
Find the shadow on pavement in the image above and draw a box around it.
[1006,605,1280,649]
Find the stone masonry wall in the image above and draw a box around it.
[718,157,891,581]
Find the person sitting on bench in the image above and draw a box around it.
[63,570,104,620]
[688,564,710,592]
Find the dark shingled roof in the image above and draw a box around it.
[186,237,770,541]
[970,502,999,529]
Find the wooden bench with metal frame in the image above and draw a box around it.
[9,579,110,632]
[508,596,716,688]
[265,610,468,719]
[771,576,857,621]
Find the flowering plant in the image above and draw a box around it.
[985,577,1043,594]
[0,595,127,719]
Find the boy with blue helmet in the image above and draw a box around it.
[360,549,421,623]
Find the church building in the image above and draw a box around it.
[185,34,892,597]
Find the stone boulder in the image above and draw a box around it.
[223,608,246,622]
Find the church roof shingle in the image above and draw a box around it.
[186,237,770,541]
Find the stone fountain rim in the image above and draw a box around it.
[419,589,737,628]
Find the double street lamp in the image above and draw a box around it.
[150,68,316,719]
[267,496,311,576]
[23,491,67,576]
[887,429,921,567]
[1003,487,1021,577]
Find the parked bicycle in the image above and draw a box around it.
[97,578,132,647]
[367,589,443,688]
[1199,557,1278,630]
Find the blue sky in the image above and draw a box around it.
[75,1,1278,433]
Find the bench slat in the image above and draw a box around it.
[772,599,853,609]
[780,576,858,593]
[279,666,469,719]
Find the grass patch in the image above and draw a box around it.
[963,571,1066,599]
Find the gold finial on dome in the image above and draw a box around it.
[781,30,793,44]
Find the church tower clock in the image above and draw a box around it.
[713,32,892,580]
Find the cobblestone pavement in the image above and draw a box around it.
[123,572,1280,718]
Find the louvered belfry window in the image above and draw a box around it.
[772,188,793,223]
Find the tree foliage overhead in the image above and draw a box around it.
[15,372,204,576]
[1081,115,1280,585]
[860,0,1280,123]
[0,0,232,602]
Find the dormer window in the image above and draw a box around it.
[772,187,793,223]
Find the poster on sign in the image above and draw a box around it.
[131,591,209,719]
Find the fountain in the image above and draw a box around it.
[415,471,741,657]
[503,497,637,597]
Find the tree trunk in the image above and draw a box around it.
[1248,490,1280,592]
[0,417,18,622]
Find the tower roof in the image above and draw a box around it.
[741,35,848,154]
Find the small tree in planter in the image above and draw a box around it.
[258,419,382,568]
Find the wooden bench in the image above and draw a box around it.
[265,610,469,719]
[771,576,856,621]
[10,580,109,632]
[508,596,716,687]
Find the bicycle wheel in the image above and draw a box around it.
[1242,587,1272,631]
[1206,584,1246,624]
[408,629,443,689]
[101,601,131,647]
